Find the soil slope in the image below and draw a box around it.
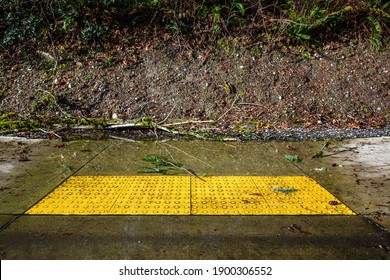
[1,41,389,139]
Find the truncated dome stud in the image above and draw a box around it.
[25,176,355,215]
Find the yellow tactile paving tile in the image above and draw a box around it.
[251,176,353,215]
[191,176,355,215]
[25,176,190,215]
[191,176,272,215]
[25,176,356,215]
[109,176,190,215]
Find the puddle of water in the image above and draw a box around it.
[0,163,14,173]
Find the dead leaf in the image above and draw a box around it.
[54,143,66,148]
[286,145,296,151]
[249,193,262,196]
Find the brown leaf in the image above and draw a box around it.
[54,143,66,148]
[249,193,262,196]
[286,145,296,151]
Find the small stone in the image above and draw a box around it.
[328,201,339,205]
[313,167,325,172]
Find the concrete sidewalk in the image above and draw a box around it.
[0,137,389,259]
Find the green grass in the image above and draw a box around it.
[139,154,183,175]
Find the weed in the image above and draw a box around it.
[217,38,236,55]
[143,154,183,168]
[365,0,390,51]
[139,153,206,181]
[233,123,251,134]
[284,154,300,163]
[85,75,93,83]
[139,154,183,175]
[60,163,72,171]
[272,186,298,195]
[250,46,263,57]
[139,154,187,174]
[103,56,114,64]
[1,0,388,55]
[303,52,312,59]
[280,1,353,44]
[31,90,57,112]
[39,59,57,71]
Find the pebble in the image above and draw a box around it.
[233,127,390,141]
[6,125,390,142]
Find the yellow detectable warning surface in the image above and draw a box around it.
[25,176,356,215]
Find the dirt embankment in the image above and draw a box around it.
[1,41,389,139]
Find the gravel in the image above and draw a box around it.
[3,127,390,142]
[231,127,390,141]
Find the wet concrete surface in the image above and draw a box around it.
[0,137,389,259]
[1,216,388,260]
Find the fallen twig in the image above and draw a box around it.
[312,139,358,158]
[73,119,208,140]
[104,123,142,129]
[237,102,266,107]
[317,147,358,158]
[39,128,62,139]
[157,103,177,124]
[217,94,240,122]
[108,135,137,142]
[312,139,334,158]
[164,120,215,127]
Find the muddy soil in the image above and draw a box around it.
[1,41,389,138]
